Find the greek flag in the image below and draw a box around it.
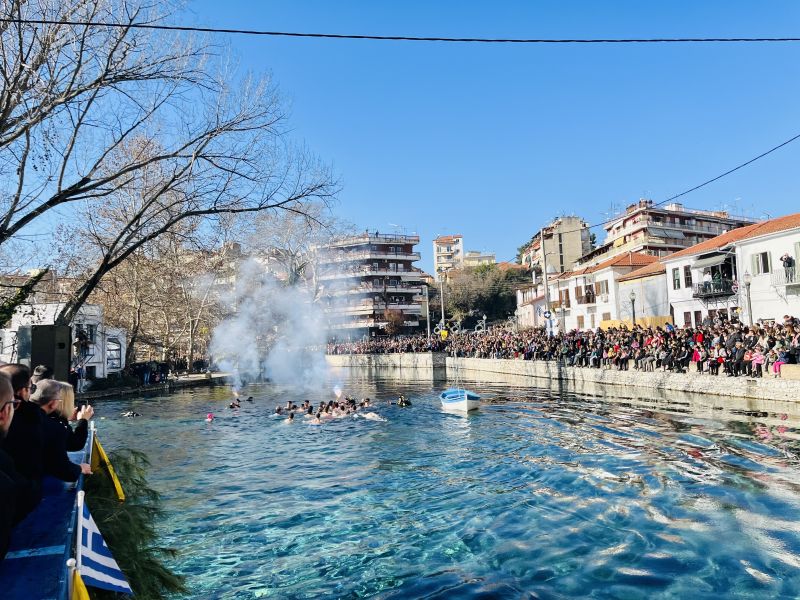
[77,492,133,595]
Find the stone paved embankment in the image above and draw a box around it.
[325,353,800,403]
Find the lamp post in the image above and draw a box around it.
[629,290,637,327]
[743,271,753,325]
[482,314,487,332]
[424,285,431,338]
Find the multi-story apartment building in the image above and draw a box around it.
[463,250,496,268]
[578,199,755,266]
[519,216,592,274]
[318,232,424,337]
[433,234,464,280]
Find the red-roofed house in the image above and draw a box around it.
[662,212,800,326]
[515,251,660,331]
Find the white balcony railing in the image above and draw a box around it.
[771,267,799,286]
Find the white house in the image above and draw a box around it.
[616,262,671,326]
[735,216,800,323]
[547,252,659,331]
[0,302,127,379]
[662,213,800,326]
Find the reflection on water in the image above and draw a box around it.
[97,380,800,599]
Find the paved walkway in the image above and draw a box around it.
[78,372,230,401]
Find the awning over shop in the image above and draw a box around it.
[693,254,728,270]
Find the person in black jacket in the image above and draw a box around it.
[0,373,20,561]
[30,380,92,483]
[0,364,45,512]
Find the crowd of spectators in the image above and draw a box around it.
[0,364,93,561]
[327,314,800,378]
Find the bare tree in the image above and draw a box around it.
[0,0,336,323]
[243,201,351,296]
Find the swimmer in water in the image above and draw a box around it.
[310,411,322,425]
[397,395,411,407]
[229,400,240,409]
[275,406,283,415]
[246,396,254,402]
[205,413,214,422]
[285,412,294,424]
[122,411,141,417]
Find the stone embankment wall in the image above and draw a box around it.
[325,354,800,403]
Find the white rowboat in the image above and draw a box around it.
[440,388,481,412]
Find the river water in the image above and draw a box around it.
[97,378,800,599]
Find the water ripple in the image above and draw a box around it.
[96,379,800,599]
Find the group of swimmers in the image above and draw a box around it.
[276,393,413,425]
[206,390,411,424]
[275,396,374,425]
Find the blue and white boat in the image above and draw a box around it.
[440,388,481,412]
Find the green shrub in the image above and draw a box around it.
[83,449,187,599]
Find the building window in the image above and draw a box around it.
[683,265,693,288]
[75,323,96,345]
[683,312,692,327]
[752,251,771,275]
[601,312,611,322]
[576,315,585,329]
[107,337,122,369]
[594,280,609,295]
[672,268,681,290]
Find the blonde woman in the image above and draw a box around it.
[30,380,92,480]
[36,380,93,452]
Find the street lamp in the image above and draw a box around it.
[743,271,753,325]
[482,314,487,332]
[629,290,637,327]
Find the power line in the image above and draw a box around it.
[1,18,800,45]
[514,129,800,257]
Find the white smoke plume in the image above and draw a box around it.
[209,258,330,390]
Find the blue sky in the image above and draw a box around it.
[188,1,800,273]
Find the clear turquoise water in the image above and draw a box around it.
[97,379,800,599]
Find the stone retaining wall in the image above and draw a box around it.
[326,352,445,371]
[325,353,800,403]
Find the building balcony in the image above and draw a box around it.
[320,251,421,264]
[576,294,596,305]
[327,318,420,330]
[324,300,422,314]
[319,267,422,280]
[692,279,736,299]
[771,267,800,287]
[325,233,420,249]
[324,284,423,296]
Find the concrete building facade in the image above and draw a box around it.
[463,250,496,268]
[578,199,756,267]
[520,216,592,274]
[318,232,424,337]
[433,234,464,280]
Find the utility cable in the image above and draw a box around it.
[512,130,800,259]
[1,18,799,44]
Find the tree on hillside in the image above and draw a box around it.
[445,264,530,323]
